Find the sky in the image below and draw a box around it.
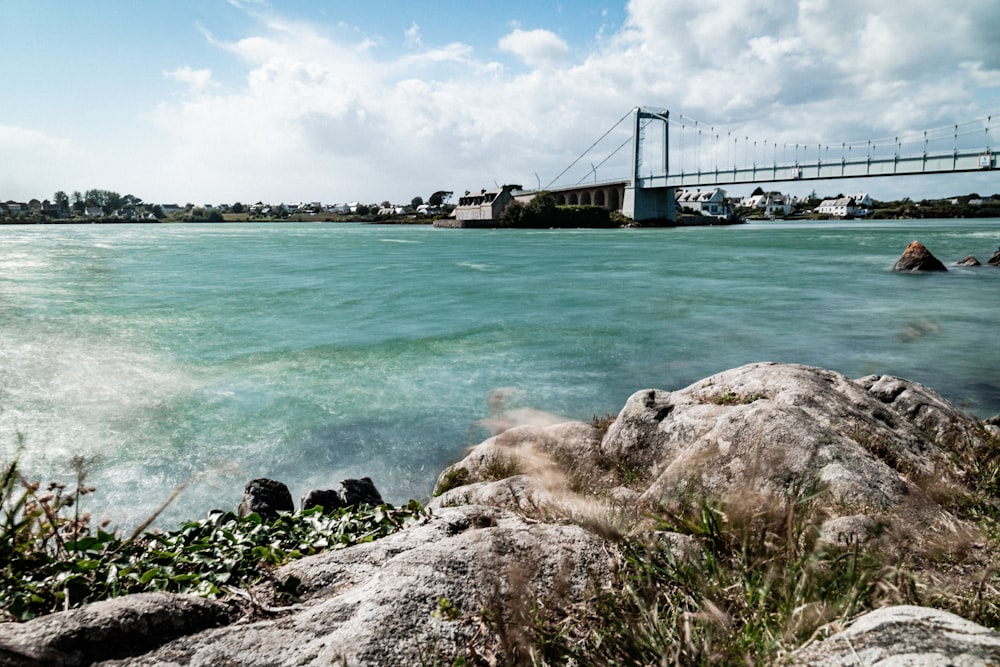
[3,0,1000,206]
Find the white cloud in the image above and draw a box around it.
[498,28,570,69]
[140,1,1000,204]
[164,66,219,94]
[0,125,86,200]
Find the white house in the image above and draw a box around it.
[816,193,873,217]
[741,191,794,218]
[675,188,731,218]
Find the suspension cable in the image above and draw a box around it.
[544,108,636,190]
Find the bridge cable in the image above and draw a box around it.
[574,118,656,185]
[544,108,636,190]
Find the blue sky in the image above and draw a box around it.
[3,0,1000,205]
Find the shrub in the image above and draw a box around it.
[0,457,426,621]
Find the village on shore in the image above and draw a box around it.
[3,184,1000,225]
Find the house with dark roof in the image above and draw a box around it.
[452,184,522,223]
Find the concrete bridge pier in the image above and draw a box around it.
[623,186,676,222]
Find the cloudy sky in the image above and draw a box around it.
[3,0,1000,206]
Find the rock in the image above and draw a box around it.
[990,246,1000,267]
[956,254,981,266]
[786,605,1000,666]
[434,362,989,560]
[599,363,979,514]
[340,477,383,507]
[0,593,234,666]
[301,477,384,512]
[817,514,880,548]
[238,478,294,521]
[88,505,615,666]
[300,488,342,512]
[892,240,948,272]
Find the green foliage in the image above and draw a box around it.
[710,391,767,406]
[499,195,616,229]
[433,467,470,497]
[0,458,426,621]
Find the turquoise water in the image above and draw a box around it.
[2,220,999,529]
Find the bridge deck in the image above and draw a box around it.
[644,148,995,189]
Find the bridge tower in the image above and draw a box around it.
[622,107,677,222]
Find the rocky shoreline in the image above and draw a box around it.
[3,362,1000,665]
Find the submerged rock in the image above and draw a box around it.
[956,254,982,266]
[892,240,948,272]
[990,246,1000,267]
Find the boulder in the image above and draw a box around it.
[301,477,384,512]
[0,593,235,666]
[85,505,615,666]
[956,254,981,266]
[990,246,1000,267]
[600,363,979,516]
[440,363,986,559]
[787,605,1000,666]
[892,240,948,272]
[237,478,294,521]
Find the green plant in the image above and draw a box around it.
[480,454,522,482]
[0,457,426,621]
[590,413,617,437]
[433,467,470,497]
[710,391,766,406]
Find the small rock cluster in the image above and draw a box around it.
[893,240,1000,271]
[237,476,384,521]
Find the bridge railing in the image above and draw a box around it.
[656,147,995,188]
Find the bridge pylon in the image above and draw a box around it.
[622,107,677,222]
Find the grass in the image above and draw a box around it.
[469,476,1000,666]
[494,491,914,665]
[0,456,426,621]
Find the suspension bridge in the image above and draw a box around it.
[537,107,999,222]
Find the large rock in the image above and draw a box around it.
[0,593,235,666]
[786,605,1000,666]
[439,363,986,559]
[600,363,977,508]
[86,505,613,666]
[892,240,948,272]
[238,478,294,521]
[956,254,981,266]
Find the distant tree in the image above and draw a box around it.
[380,200,391,208]
[356,204,371,216]
[411,196,424,209]
[231,202,245,214]
[53,191,69,208]
[71,191,84,215]
[499,200,527,227]
[526,191,557,219]
[429,190,453,206]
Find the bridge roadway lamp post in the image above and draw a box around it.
[623,107,676,222]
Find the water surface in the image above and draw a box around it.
[2,220,998,529]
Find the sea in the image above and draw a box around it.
[2,219,999,531]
